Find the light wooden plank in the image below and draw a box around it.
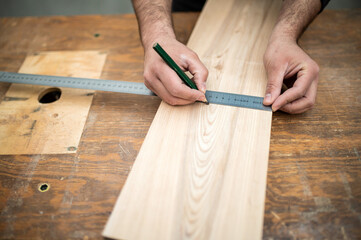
[103,0,281,239]
[0,51,107,154]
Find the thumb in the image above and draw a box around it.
[263,65,285,106]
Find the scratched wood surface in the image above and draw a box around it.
[0,10,360,239]
[0,50,106,154]
[103,0,280,239]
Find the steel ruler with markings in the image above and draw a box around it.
[0,71,271,111]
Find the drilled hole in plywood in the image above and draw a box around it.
[38,88,61,104]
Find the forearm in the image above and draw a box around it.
[270,0,321,43]
[132,0,175,50]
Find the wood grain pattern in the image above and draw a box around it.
[103,0,281,239]
[0,10,360,239]
[0,51,106,154]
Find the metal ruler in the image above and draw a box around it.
[0,71,271,111]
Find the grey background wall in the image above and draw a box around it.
[0,0,360,17]
[0,0,134,17]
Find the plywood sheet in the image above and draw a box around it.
[103,0,281,239]
[0,51,107,154]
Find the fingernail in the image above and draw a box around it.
[265,93,271,102]
[200,83,206,93]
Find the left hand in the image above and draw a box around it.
[263,38,319,114]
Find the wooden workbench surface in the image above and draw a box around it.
[0,11,360,239]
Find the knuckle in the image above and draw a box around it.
[169,87,180,96]
[144,81,154,92]
[143,70,152,81]
[280,105,290,113]
[266,82,279,91]
[144,77,154,86]
[167,98,178,106]
[189,51,198,59]
[144,80,150,89]
[193,93,202,101]
[307,99,315,109]
[312,61,320,73]
[294,86,306,98]
[285,106,296,114]
[263,54,273,68]
[286,109,294,114]
[298,91,306,99]
[308,60,319,75]
[203,68,209,78]
[289,110,296,114]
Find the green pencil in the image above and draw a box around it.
[153,43,208,103]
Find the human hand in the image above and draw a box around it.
[143,37,208,105]
[263,38,319,114]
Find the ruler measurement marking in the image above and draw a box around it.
[0,71,271,111]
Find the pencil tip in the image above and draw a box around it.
[201,95,209,105]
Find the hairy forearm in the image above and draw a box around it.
[270,0,321,42]
[132,0,175,50]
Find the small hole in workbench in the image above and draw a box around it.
[38,88,61,104]
[38,183,50,192]
[67,146,77,151]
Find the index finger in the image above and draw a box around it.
[279,78,318,114]
[182,53,208,93]
[157,65,206,102]
[272,68,315,111]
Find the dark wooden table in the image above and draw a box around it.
[0,10,360,239]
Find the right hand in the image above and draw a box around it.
[143,38,208,105]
